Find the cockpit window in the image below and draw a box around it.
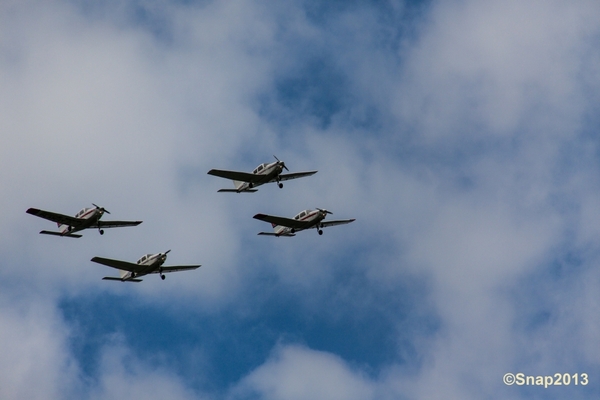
[253,164,266,174]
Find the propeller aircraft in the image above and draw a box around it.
[91,250,201,282]
[26,204,142,238]
[253,208,355,236]
[207,155,317,192]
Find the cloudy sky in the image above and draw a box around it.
[1,0,600,398]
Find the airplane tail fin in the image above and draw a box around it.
[257,224,295,237]
[101,270,142,282]
[233,180,244,190]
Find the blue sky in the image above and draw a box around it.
[1,0,600,399]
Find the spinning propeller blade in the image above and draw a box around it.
[273,155,289,171]
[92,203,111,214]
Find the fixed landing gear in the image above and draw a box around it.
[278,182,283,189]
[161,274,165,280]
[99,229,104,235]
[318,229,323,235]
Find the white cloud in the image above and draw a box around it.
[395,0,600,141]
[0,294,79,400]
[1,0,600,399]
[88,342,203,400]
[231,345,377,400]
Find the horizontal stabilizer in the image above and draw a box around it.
[102,277,142,282]
[40,230,82,238]
[217,189,258,193]
[258,232,295,237]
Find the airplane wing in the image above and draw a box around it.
[26,208,83,227]
[90,256,142,273]
[207,169,262,183]
[319,218,356,228]
[150,265,201,274]
[97,220,143,228]
[253,213,306,229]
[269,170,317,182]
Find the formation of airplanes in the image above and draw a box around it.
[27,156,355,282]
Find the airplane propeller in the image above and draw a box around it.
[92,203,111,214]
[273,155,289,172]
[317,208,333,215]
[161,250,172,257]
[158,250,171,280]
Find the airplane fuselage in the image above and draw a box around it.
[123,253,168,279]
[273,209,327,236]
[58,207,105,235]
[236,162,284,192]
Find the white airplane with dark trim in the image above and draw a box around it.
[26,204,142,238]
[91,250,200,282]
[207,156,317,193]
[254,208,355,236]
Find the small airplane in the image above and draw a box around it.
[91,250,201,282]
[26,204,142,238]
[207,155,317,192]
[253,208,355,236]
